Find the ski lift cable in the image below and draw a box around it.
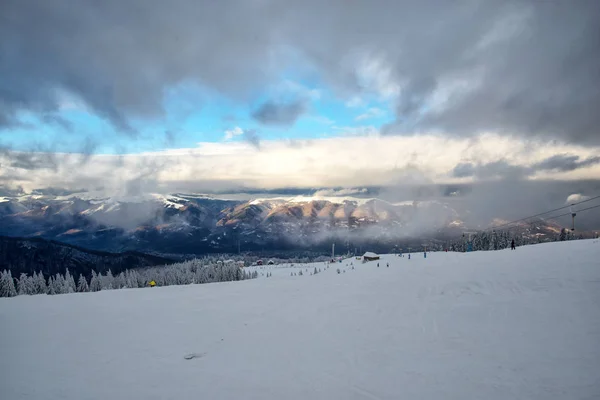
[535,204,600,222]
[487,194,600,231]
[490,203,600,233]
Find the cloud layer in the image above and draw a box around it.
[1,0,599,143]
[2,134,599,195]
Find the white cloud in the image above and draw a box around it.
[355,107,385,121]
[2,133,599,194]
[313,188,368,197]
[271,80,321,101]
[345,96,366,108]
[332,125,379,136]
[309,115,335,125]
[353,54,401,101]
[224,126,244,140]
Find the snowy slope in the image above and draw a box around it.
[1,240,600,399]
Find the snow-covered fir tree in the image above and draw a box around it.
[1,254,260,297]
[64,269,77,293]
[114,272,126,289]
[53,273,66,295]
[33,272,47,295]
[102,270,115,290]
[47,276,56,295]
[0,270,18,297]
[17,273,35,295]
[77,274,89,293]
[89,271,102,292]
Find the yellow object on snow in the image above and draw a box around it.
[149,280,156,287]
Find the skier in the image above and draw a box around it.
[386,262,389,267]
[511,239,516,250]
[377,262,379,267]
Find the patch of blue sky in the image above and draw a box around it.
[1,78,397,154]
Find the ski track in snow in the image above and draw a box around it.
[1,239,600,399]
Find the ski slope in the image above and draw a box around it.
[1,240,600,399]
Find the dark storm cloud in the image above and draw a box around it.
[251,100,307,126]
[451,160,528,180]
[0,0,277,133]
[452,162,476,178]
[476,161,529,180]
[40,114,73,132]
[1,0,599,144]
[77,137,98,165]
[0,145,59,171]
[243,129,261,150]
[532,154,600,172]
[452,154,600,179]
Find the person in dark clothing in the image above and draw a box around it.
[511,239,516,250]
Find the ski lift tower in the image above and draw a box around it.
[332,243,335,260]
[570,205,576,231]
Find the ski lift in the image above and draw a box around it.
[570,205,576,231]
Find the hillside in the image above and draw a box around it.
[0,236,175,278]
[1,239,599,399]
[0,192,578,255]
[0,193,470,253]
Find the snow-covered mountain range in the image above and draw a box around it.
[0,192,560,254]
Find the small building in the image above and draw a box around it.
[362,252,380,262]
[237,260,245,267]
[267,259,275,265]
[256,260,263,266]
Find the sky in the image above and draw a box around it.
[1,0,599,199]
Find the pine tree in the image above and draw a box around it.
[64,269,77,293]
[114,272,126,289]
[102,270,114,290]
[17,273,35,295]
[17,273,27,295]
[34,272,47,294]
[77,275,89,292]
[55,275,65,294]
[0,270,17,297]
[90,271,102,292]
[125,270,142,288]
[47,277,56,295]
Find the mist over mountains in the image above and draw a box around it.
[2,180,596,256]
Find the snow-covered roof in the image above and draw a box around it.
[363,252,379,258]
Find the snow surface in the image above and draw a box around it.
[1,240,600,400]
